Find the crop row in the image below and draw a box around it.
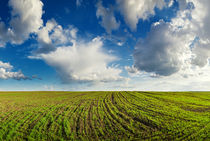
[0,91,209,140]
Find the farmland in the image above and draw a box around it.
[0,91,209,140]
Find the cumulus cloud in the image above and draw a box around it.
[116,0,166,31]
[96,1,120,34]
[173,0,210,69]
[168,0,210,69]
[188,0,210,67]
[0,0,43,46]
[0,61,28,80]
[133,20,194,76]
[35,19,78,54]
[40,37,123,83]
[28,16,124,83]
[35,20,56,54]
[132,0,210,77]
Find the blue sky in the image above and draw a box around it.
[0,0,210,91]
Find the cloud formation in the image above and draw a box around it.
[29,18,124,83]
[0,0,43,46]
[40,37,123,83]
[132,0,210,76]
[133,20,193,76]
[96,1,120,34]
[35,19,78,54]
[0,61,27,80]
[188,0,210,68]
[116,0,166,31]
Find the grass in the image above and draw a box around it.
[0,91,209,140]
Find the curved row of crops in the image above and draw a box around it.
[0,91,209,140]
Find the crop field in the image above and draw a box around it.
[0,91,209,140]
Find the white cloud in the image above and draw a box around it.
[116,0,166,31]
[188,0,210,68]
[40,37,124,83]
[0,61,13,70]
[96,1,120,34]
[70,28,78,39]
[30,17,124,84]
[38,20,56,45]
[35,20,56,54]
[172,0,210,69]
[0,0,43,45]
[133,19,194,76]
[132,0,210,77]
[0,61,27,80]
[35,19,78,54]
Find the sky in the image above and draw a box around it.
[0,0,210,91]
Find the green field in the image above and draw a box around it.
[0,91,209,140]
